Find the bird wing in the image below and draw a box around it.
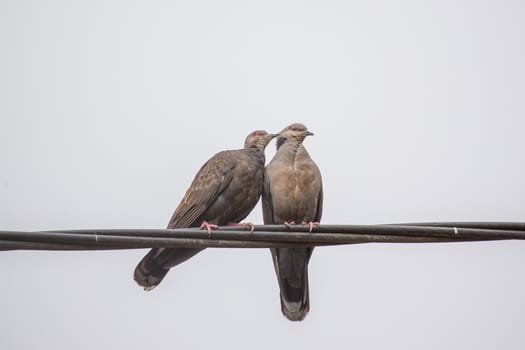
[262,167,275,224]
[314,171,323,223]
[167,150,238,229]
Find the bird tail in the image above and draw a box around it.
[271,247,313,321]
[134,248,203,290]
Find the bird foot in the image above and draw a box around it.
[227,222,255,233]
[301,221,320,232]
[200,221,219,237]
[284,221,296,229]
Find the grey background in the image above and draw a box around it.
[1,0,524,349]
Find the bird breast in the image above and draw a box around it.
[266,160,321,223]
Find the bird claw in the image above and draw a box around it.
[301,221,320,232]
[228,222,255,233]
[200,221,218,237]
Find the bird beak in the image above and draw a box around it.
[269,133,278,139]
[306,131,314,136]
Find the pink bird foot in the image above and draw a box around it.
[227,222,255,233]
[200,221,219,237]
[301,221,320,232]
[284,221,296,229]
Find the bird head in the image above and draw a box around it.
[276,123,314,148]
[244,130,277,150]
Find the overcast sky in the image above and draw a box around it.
[1,0,525,349]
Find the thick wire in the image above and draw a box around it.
[1,222,524,251]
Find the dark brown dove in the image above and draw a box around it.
[262,123,323,321]
[134,130,276,290]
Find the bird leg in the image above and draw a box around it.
[301,221,320,233]
[227,222,255,233]
[200,221,219,237]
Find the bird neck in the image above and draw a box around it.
[275,139,305,163]
[246,145,266,163]
[277,136,300,150]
